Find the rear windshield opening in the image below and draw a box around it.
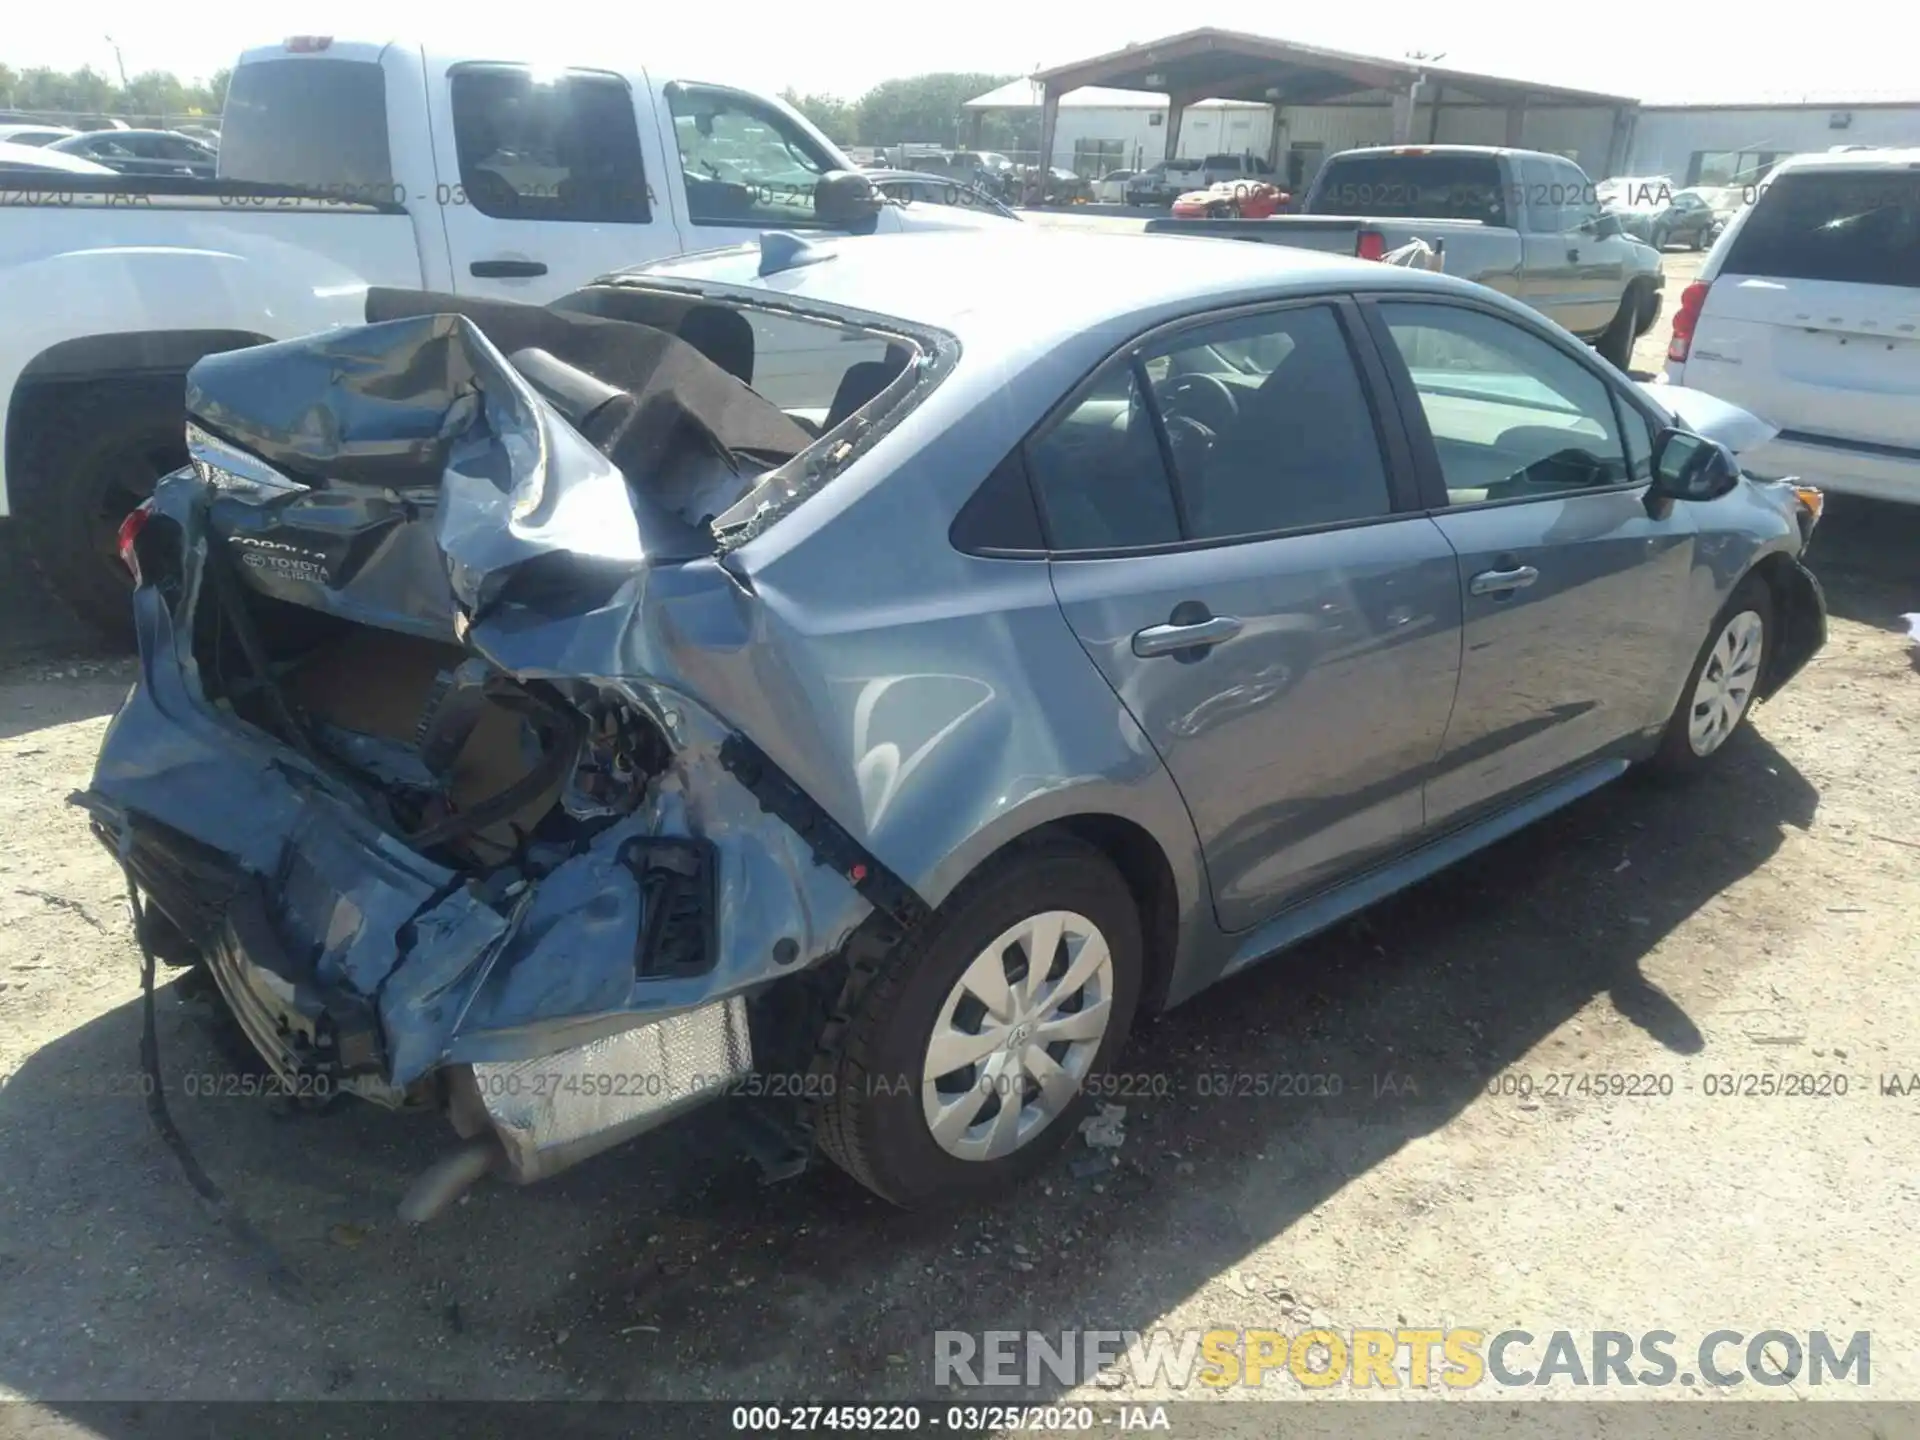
[1722,170,1920,288]
[530,285,928,535]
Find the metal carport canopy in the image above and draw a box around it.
[1029,26,1637,166]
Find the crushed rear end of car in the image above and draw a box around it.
[79,278,945,1214]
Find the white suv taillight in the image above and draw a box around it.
[1668,281,1711,363]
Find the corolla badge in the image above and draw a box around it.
[228,534,331,585]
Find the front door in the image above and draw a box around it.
[1032,301,1464,932]
[1368,298,1698,828]
[429,59,685,301]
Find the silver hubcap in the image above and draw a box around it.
[921,910,1114,1162]
[1688,609,1764,756]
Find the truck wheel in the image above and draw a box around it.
[1594,285,1644,371]
[12,379,187,647]
[813,837,1144,1208]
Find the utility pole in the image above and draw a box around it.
[105,34,129,90]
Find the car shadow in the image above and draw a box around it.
[1802,495,1920,631]
[0,726,1817,1407]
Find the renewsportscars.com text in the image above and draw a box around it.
[934,1328,1870,1390]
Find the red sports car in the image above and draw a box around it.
[1169,180,1290,219]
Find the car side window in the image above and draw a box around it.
[449,67,651,222]
[1554,159,1601,228]
[1147,305,1395,539]
[1025,365,1183,552]
[1521,156,1562,231]
[1379,302,1634,505]
[1618,398,1658,482]
[666,82,837,228]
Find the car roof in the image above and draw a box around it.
[629,226,1476,351]
[54,128,198,143]
[1764,146,1920,175]
[0,141,118,173]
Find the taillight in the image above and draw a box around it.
[1668,281,1710,363]
[1356,229,1387,261]
[117,500,154,585]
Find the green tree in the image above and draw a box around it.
[780,88,858,145]
[854,72,1014,149]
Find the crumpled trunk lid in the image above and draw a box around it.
[83,296,897,1118]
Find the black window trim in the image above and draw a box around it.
[1357,290,1668,516]
[664,78,842,233]
[447,61,653,225]
[1007,293,1428,562]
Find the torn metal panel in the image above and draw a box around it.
[81,290,912,1182]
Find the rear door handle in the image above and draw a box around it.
[1566,247,1580,263]
[470,259,548,278]
[1469,565,1540,596]
[1133,615,1243,657]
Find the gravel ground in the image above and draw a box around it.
[2,251,1917,1425]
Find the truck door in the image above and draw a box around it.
[651,78,900,254]
[1517,155,1584,332]
[428,58,686,300]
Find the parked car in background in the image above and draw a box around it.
[1667,147,1920,505]
[1126,158,1205,206]
[1144,145,1665,368]
[0,36,1021,644]
[0,141,118,175]
[87,227,1824,1218]
[1612,187,1722,250]
[0,124,78,147]
[48,128,217,177]
[1170,179,1289,218]
[1598,173,1676,209]
[865,168,1021,220]
[1195,151,1276,187]
[1092,168,1138,203]
[1019,165,1091,203]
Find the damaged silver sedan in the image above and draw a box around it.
[82,228,1826,1217]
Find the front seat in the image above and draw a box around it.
[1197,362,1378,534]
[823,358,901,430]
[676,306,755,385]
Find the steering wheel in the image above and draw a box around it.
[1159,372,1240,434]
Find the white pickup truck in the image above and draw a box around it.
[0,36,1009,637]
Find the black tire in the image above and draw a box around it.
[13,378,187,647]
[1594,284,1644,371]
[813,837,1144,1208]
[1649,575,1774,777]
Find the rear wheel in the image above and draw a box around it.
[1650,576,1774,775]
[13,380,187,647]
[813,838,1143,1207]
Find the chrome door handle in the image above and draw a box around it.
[1132,615,1244,657]
[1469,565,1540,596]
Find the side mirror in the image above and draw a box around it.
[814,169,883,230]
[1585,210,1624,239]
[1647,426,1741,514]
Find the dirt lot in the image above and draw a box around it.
[2,253,1918,1424]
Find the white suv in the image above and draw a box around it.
[1665,148,1920,504]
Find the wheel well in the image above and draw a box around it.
[1745,550,1823,701]
[7,330,267,497]
[1034,813,1182,1014]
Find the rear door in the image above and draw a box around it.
[428,59,684,300]
[1686,165,1920,452]
[1366,297,1698,826]
[1034,300,1464,932]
